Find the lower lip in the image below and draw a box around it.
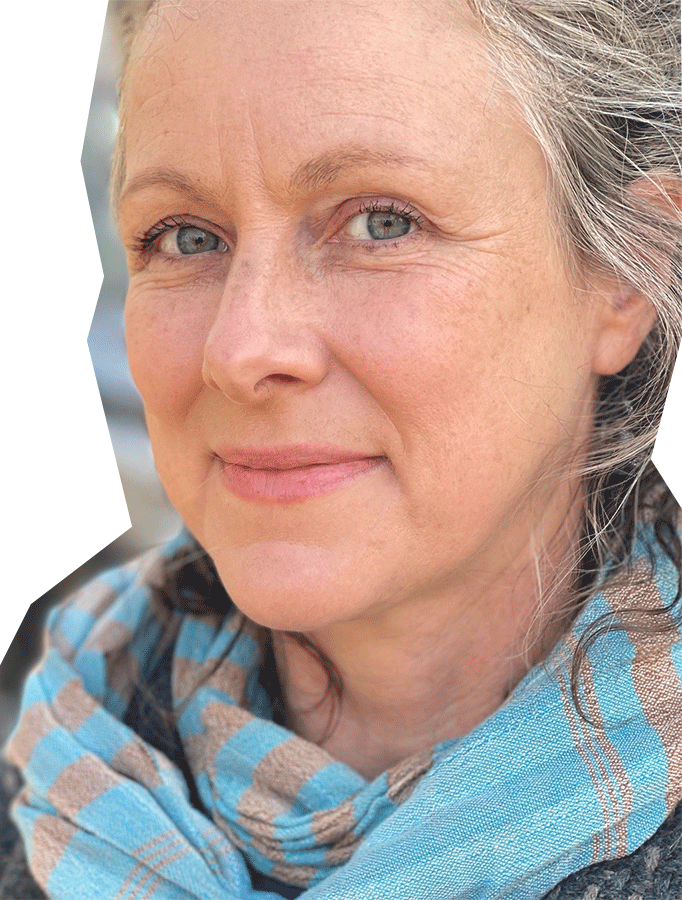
[219,457,383,503]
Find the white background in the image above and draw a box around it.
[1,2,130,667]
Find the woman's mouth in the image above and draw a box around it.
[215,446,385,503]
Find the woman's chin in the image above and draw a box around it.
[209,540,366,633]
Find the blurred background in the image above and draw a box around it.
[0,4,181,745]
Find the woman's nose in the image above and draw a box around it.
[201,254,330,405]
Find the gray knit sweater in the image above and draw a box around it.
[2,651,681,899]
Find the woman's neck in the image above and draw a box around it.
[272,539,578,780]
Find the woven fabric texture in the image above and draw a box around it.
[3,528,682,899]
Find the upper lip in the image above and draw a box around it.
[215,445,380,470]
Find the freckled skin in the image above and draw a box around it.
[118,1,653,774]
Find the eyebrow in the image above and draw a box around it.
[117,167,216,209]
[289,148,428,193]
[117,148,430,210]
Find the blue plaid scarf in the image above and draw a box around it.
[5,527,682,900]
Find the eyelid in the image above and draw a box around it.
[332,197,427,243]
[128,199,428,258]
[130,215,229,256]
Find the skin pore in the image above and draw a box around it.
[118,0,655,779]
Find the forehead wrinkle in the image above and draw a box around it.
[288,148,433,196]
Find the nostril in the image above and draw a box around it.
[252,372,302,396]
[202,323,329,402]
[266,373,300,385]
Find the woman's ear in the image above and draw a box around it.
[591,283,657,376]
[591,175,681,377]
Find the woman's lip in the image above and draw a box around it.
[215,445,378,469]
[215,446,384,503]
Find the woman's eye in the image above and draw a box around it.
[344,209,417,241]
[159,225,227,255]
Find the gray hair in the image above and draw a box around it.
[466,0,681,585]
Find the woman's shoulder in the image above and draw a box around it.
[0,535,196,900]
[542,801,682,900]
[0,759,45,899]
[2,743,681,900]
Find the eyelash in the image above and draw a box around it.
[132,215,198,254]
[352,199,425,230]
[131,200,425,257]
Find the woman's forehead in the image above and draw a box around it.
[134,0,482,51]
[130,0,487,103]
[122,0,534,211]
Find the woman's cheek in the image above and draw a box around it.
[124,284,209,421]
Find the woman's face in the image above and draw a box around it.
[119,0,609,631]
